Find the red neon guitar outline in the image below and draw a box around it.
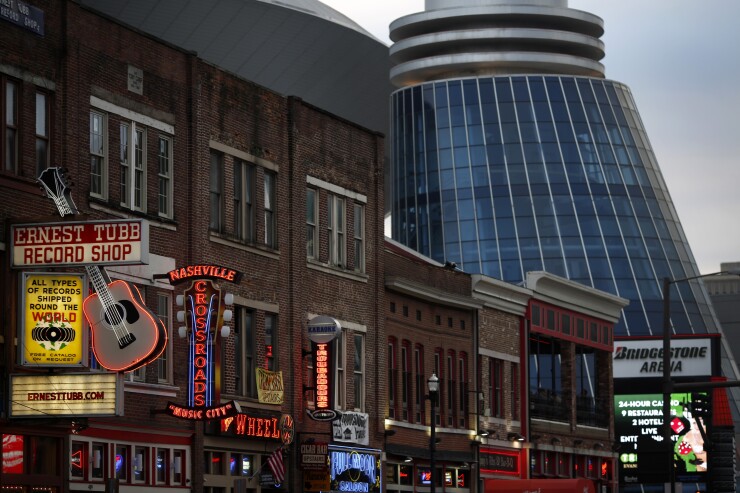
[38,167,167,372]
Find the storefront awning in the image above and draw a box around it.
[485,478,595,493]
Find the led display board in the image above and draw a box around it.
[615,392,708,485]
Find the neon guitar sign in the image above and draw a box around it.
[38,167,167,372]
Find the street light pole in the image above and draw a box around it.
[428,373,439,493]
[662,276,675,493]
[662,270,740,493]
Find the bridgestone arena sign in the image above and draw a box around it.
[613,338,713,378]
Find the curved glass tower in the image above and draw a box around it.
[389,0,719,338]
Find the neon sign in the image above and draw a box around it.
[166,264,242,285]
[220,413,284,440]
[315,342,332,410]
[330,448,381,493]
[178,279,230,407]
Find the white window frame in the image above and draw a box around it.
[133,126,146,211]
[3,78,19,173]
[210,150,224,232]
[335,328,347,410]
[353,332,365,411]
[307,187,318,259]
[120,122,147,212]
[328,194,345,268]
[120,122,130,207]
[353,203,365,272]
[157,136,173,218]
[234,160,255,243]
[90,110,107,199]
[91,96,175,214]
[35,91,50,177]
[264,171,276,248]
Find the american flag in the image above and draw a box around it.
[267,447,285,484]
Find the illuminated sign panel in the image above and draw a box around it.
[10,219,149,268]
[314,342,333,411]
[10,373,122,417]
[329,446,381,493]
[166,264,242,285]
[20,272,87,366]
[479,448,520,476]
[183,280,223,407]
[615,392,708,484]
[218,413,294,441]
[166,401,240,421]
[613,338,713,378]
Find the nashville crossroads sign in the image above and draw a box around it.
[10,219,149,268]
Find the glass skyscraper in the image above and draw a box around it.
[389,0,720,340]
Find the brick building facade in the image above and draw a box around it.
[1,2,384,493]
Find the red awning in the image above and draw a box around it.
[485,478,596,493]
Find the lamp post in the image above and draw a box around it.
[662,270,740,493]
[428,373,439,493]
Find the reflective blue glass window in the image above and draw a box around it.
[495,79,513,102]
[544,77,564,101]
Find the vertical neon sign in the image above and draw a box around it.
[183,280,223,408]
[315,342,330,410]
[313,342,334,411]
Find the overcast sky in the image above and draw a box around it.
[321,0,740,275]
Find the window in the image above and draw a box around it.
[353,333,365,411]
[234,160,255,242]
[90,111,107,198]
[264,313,277,370]
[2,78,18,172]
[264,171,276,247]
[307,188,318,258]
[529,335,566,421]
[172,449,185,485]
[510,363,519,420]
[91,442,106,479]
[458,354,467,427]
[156,293,172,383]
[491,359,503,418]
[130,357,146,382]
[133,446,148,483]
[401,342,410,420]
[133,127,146,211]
[434,350,442,426]
[35,91,50,176]
[71,441,87,479]
[120,123,130,205]
[388,338,397,419]
[157,136,172,217]
[233,307,257,398]
[446,352,455,426]
[115,444,129,480]
[354,203,365,272]
[335,329,347,410]
[210,151,224,232]
[327,194,345,267]
[121,124,146,211]
[155,448,169,484]
[414,346,424,423]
